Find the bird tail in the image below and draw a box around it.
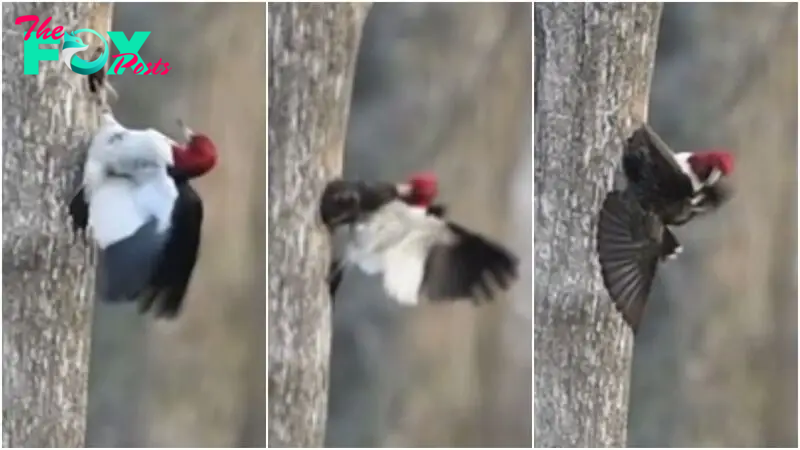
[596,191,670,333]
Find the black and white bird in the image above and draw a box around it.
[320,172,519,306]
[68,108,218,318]
[596,123,735,332]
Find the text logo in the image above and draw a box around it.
[16,15,171,76]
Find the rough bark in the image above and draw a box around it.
[532,3,662,447]
[1,3,112,447]
[267,3,370,447]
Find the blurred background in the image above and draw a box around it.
[630,3,798,447]
[87,4,266,447]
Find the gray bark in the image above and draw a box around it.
[267,3,370,447]
[533,3,662,447]
[1,3,112,447]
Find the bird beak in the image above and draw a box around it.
[706,168,722,186]
[176,118,194,141]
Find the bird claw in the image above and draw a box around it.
[666,246,683,261]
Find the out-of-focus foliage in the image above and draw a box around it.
[630,3,797,447]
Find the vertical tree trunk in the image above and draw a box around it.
[267,3,370,447]
[532,3,662,447]
[1,3,112,447]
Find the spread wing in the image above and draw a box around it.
[421,221,518,302]
[622,123,695,212]
[596,190,678,333]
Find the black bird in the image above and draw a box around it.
[596,123,735,332]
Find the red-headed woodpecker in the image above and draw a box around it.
[68,110,218,318]
[596,123,735,332]
[320,172,519,306]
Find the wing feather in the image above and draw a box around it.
[623,123,695,212]
[597,190,664,333]
[421,221,518,303]
[139,182,204,318]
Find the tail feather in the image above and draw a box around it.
[596,191,663,333]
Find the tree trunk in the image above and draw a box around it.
[532,3,662,447]
[267,3,370,447]
[1,3,112,447]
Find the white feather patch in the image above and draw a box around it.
[87,175,178,249]
[83,113,180,248]
[341,201,453,305]
[674,152,702,191]
[380,235,429,305]
[85,113,176,185]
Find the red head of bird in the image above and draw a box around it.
[397,171,438,207]
[687,150,734,184]
[171,120,218,178]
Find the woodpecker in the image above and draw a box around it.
[596,123,735,332]
[68,107,218,318]
[320,172,519,306]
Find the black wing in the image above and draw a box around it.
[623,123,695,216]
[426,204,447,218]
[420,222,518,303]
[596,190,678,333]
[328,260,343,301]
[68,187,89,233]
[320,179,400,229]
[139,181,204,318]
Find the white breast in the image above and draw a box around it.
[340,201,453,305]
[87,175,178,249]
